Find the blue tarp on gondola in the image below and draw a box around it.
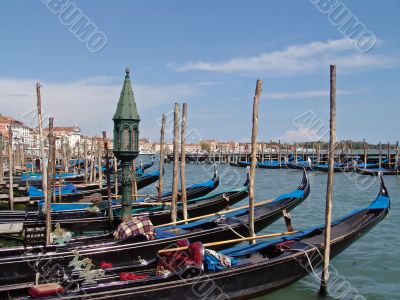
[28,183,79,197]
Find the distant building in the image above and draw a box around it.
[139,138,154,154]
[44,125,81,149]
[185,144,201,152]
[153,142,173,153]
[0,115,33,148]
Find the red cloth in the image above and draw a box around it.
[276,240,295,250]
[119,272,149,281]
[156,241,204,275]
[28,283,64,298]
[99,261,113,269]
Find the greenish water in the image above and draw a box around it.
[141,162,399,300]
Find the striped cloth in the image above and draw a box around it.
[114,216,155,240]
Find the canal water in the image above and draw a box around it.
[141,160,399,300]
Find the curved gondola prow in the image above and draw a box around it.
[298,169,309,191]
[213,164,218,180]
[378,171,390,206]
[243,168,250,187]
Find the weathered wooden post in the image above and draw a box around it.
[98,141,103,188]
[261,141,264,162]
[112,68,140,222]
[244,143,249,162]
[158,114,166,201]
[93,142,97,184]
[180,103,188,221]
[8,127,14,210]
[36,82,48,217]
[77,141,81,175]
[171,103,180,223]
[363,139,367,169]
[114,156,118,195]
[84,139,88,183]
[278,140,281,167]
[378,142,382,169]
[249,79,262,244]
[396,141,399,174]
[269,140,272,162]
[50,125,57,203]
[350,141,353,163]
[46,117,55,245]
[387,142,391,169]
[238,143,241,163]
[103,131,114,222]
[319,65,337,295]
[285,142,289,164]
[0,134,3,183]
[131,160,137,201]
[90,137,95,183]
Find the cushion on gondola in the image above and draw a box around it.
[156,241,204,275]
[113,216,155,240]
[119,272,149,281]
[99,261,113,269]
[28,283,64,298]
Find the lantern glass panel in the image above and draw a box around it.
[123,128,130,150]
[132,129,136,150]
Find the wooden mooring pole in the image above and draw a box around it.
[102,131,114,222]
[180,103,188,221]
[319,65,337,295]
[114,156,118,195]
[90,137,94,183]
[36,82,48,228]
[46,117,54,245]
[396,141,399,174]
[171,103,180,223]
[0,134,3,183]
[8,127,14,210]
[98,142,103,189]
[158,114,166,201]
[84,139,88,183]
[249,79,262,244]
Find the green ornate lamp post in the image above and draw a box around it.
[113,67,140,222]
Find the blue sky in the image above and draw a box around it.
[0,0,399,143]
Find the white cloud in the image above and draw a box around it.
[169,38,397,75]
[0,77,200,136]
[267,88,365,100]
[281,127,321,142]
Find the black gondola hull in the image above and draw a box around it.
[0,174,309,286]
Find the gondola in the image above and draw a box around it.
[16,174,86,187]
[0,170,161,221]
[0,171,309,286]
[0,176,244,253]
[312,162,352,172]
[355,166,399,176]
[287,158,313,170]
[257,160,286,169]
[0,174,220,226]
[237,161,252,168]
[27,169,161,202]
[6,172,388,300]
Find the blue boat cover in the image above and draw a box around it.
[29,183,78,197]
[220,193,389,257]
[155,188,304,236]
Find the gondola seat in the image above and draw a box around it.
[28,283,64,298]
